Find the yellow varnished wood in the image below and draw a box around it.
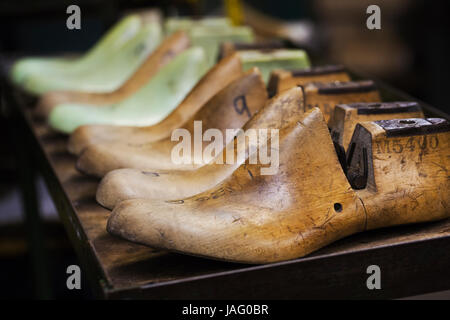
[107,108,367,264]
[348,119,450,230]
[106,112,450,264]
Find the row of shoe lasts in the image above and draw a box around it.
[11,13,450,264]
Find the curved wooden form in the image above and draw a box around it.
[35,31,190,119]
[107,113,450,264]
[106,108,367,263]
[96,87,305,209]
[76,68,267,177]
[67,53,243,155]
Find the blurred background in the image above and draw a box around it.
[0,0,449,299]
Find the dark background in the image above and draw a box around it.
[0,0,449,299]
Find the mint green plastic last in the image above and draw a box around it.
[240,49,311,83]
[49,47,208,134]
[189,25,254,68]
[13,15,163,95]
[24,22,162,95]
[11,15,143,85]
[164,17,254,68]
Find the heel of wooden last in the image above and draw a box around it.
[347,118,450,230]
[329,101,424,151]
[267,65,350,98]
[304,80,381,123]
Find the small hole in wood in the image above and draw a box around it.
[334,203,343,212]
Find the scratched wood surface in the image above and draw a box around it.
[8,77,450,299]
